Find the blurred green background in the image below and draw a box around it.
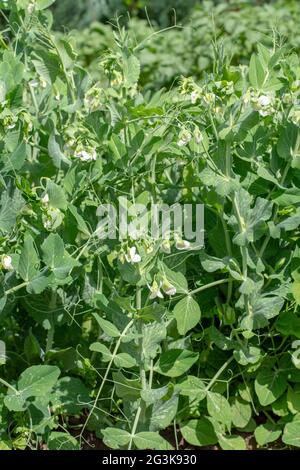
[48,0,300,91]
[51,0,285,29]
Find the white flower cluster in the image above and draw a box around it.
[1,255,13,271]
[27,1,36,14]
[125,246,141,264]
[42,202,64,231]
[74,149,97,162]
[178,129,192,147]
[244,90,275,117]
[148,279,177,299]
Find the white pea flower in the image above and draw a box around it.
[257,95,271,107]
[253,92,275,117]
[178,130,192,147]
[27,2,36,14]
[41,193,49,204]
[74,149,97,162]
[175,239,191,250]
[42,207,63,231]
[125,246,141,264]
[162,279,177,296]
[148,280,164,300]
[29,79,39,88]
[194,128,203,144]
[161,239,171,254]
[1,255,13,271]
[190,91,199,104]
[203,92,215,105]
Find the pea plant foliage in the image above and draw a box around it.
[1,0,300,451]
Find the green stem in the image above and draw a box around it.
[128,288,147,450]
[189,278,229,296]
[80,319,134,439]
[205,356,234,392]
[4,282,28,296]
[223,144,234,305]
[46,291,56,353]
[0,377,19,394]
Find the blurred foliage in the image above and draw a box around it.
[51,0,197,29]
[51,0,279,29]
[61,0,300,90]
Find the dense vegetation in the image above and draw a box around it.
[1,0,300,451]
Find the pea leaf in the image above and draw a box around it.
[254,422,282,447]
[180,419,218,446]
[4,365,60,411]
[92,312,120,338]
[102,428,130,449]
[155,349,199,377]
[207,392,232,431]
[282,414,300,447]
[255,367,287,406]
[174,296,201,335]
[48,432,80,450]
[133,432,173,450]
[18,234,39,282]
[249,54,266,88]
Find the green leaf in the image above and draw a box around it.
[0,191,24,234]
[68,205,90,236]
[48,133,70,169]
[255,367,287,406]
[150,394,179,431]
[102,428,130,449]
[41,234,80,280]
[0,51,24,92]
[92,312,120,338]
[282,414,300,447]
[230,397,252,429]
[18,234,39,282]
[89,342,112,362]
[241,295,284,330]
[155,349,199,377]
[160,263,188,294]
[108,134,126,160]
[292,282,300,306]
[276,311,300,338]
[207,392,232,431]
[180,418,218,446]
[48,432,79,450]
[249,54,266,88]
[133,432,173,450]
[4,365,60,411]
[32,49,62,85]
[113,371,141,400]
[287,385,300,414]
[217,434,246,450]
[177,375,206,402]
[174,296,201,335]
[254,422,282,447]
[114,353,137,368]
[277,123,299,161]
[3,142,27,172]
[52,377,90,414]
[123,54,140,87]
[142,322,167,360]
[46,180,68,210]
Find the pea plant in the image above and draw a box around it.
[1,0,300,451]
